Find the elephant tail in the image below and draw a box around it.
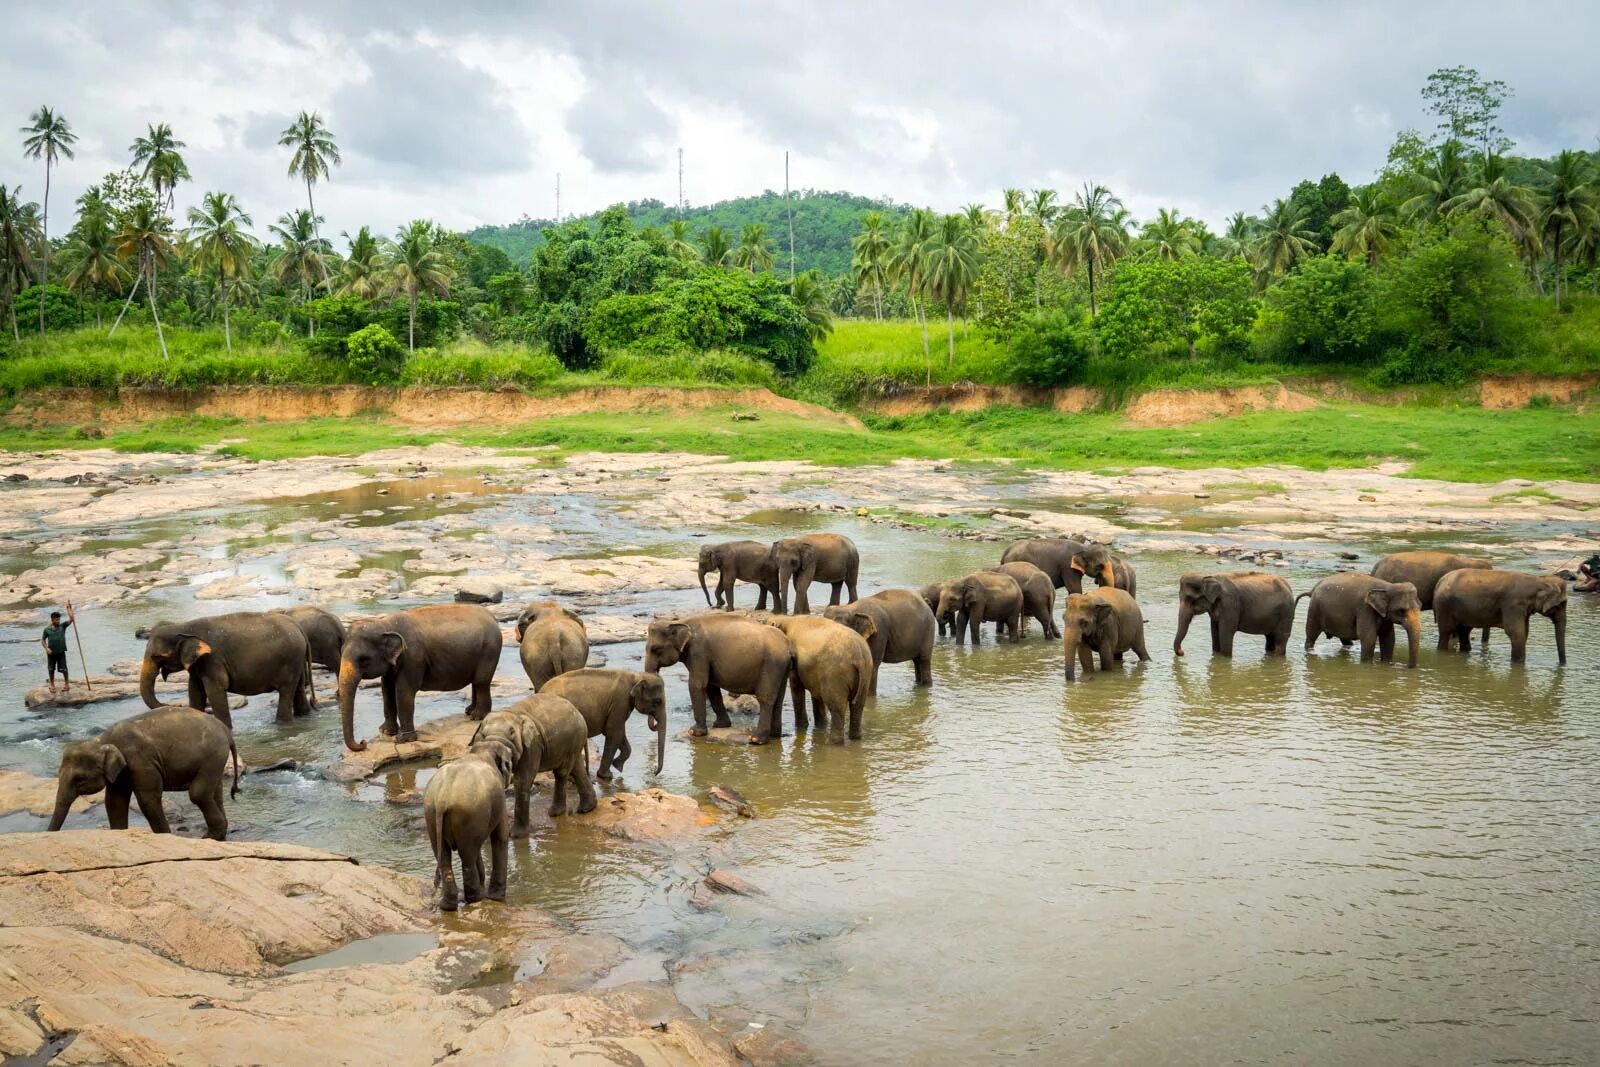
[304,643,318,710]
[229,732,241,798]
[1294,591,1313,604]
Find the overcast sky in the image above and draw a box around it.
[5,1,1598,243]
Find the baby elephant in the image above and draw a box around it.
[1301,573,1423,667]
[423,738,515,912]
[48,705,240,839]
[472,694,597,835]
[540,668,668,779]
[937,571,1024,645]
[1062,589,1149,680]
[515,600,589,690]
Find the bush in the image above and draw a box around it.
[1260,256,1380,363]
[667,270,815,375]
[538,301,593,370]
[1376,223,1527,362]
[344,324,407,385]
[584,292,676,353]
[402,343,566,388]
[596,349,779,388]
[1007,312,1090,386]
[13,285,83,333]
[1098,258,1255,361]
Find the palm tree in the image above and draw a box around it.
[665,219,699,263]
[1402,140,1469,223]
[1539,150,1599,308]
[268,209,331,311]
[1444,152,1540,281]
[962,202,992,231]
[0,186,40,341]
[701,226,733,267]
[922,214,981,377]
[384,220,453,351]
[790,270,834,340]
[1051,182,1128,316]
[890,208,937,365]
[278,111,341,288]
[128,123,189,210]
[1251,198,1318,278]
[112,201,176,357]
[1218,212,1258,261]
[851,211,892,320]
[1139,207,1198,261]
[1027,189,1059,226]
[335,225,385,299]
[184,192,256,350]
[1330,187,1402,271]
[62,207,127,327]
[1002,188,1026,229]
[20,106,77,336]
[732,223,774,273]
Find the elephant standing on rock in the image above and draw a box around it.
[767,614,875,743]
[985,562,1060,638]
[1301,574,1423,667]
[698,540,779,611]
[1434,569,1567,664]
[644,613,792,742]
[1063,589,1149,680]
[540,668,667,778]
[823,588,936,693]
[471,694,597,833]
[1174,571,1295,658]
[1001,537,1089,592]
[339,604,502,751]
[937,571,1024,645]
[423,735,514,911]
[1074,543,1138,598]
[48,705,239,839]
[515,601,589,690]
[770,533,860,614]
[140,612,311,729]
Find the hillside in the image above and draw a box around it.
[465,190,908,275]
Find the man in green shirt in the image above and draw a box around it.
[41,609,73,692]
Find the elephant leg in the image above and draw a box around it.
[827,693,847,745]
[707,685,733,730]
[789,673,807,731]
[687,675,710,736]
[187,676,206,713]
[1436,617,1453,651]
[105,786,131,830]
[191,780,227,841]
[513,771,532,837]
[614,734,631,771]
[755,584,769,611]
[380,678,400,737]
[1217,626,1235,658]
[276,685,296,724]
[468,678,492,721]
[719,572,736,611]
[829,581,844,606]
[293,676,311,717]
[597,736,618,781]
[1377,622,1396,663]
[572,761,597,814]
[848,686,866,741]
[1208,616,1221,654]
[1076,642,1095,676]
[134,783,170,834]
[914,649,933,687]
[1505,614,1529,664]
[1010,610,1023,644]
[1097,639,1116,672]
[397,687,418,743]
[1358,614,1378,662]
[755,663,789,742]
[1480,627,1491,648]
[437,842,460,912]
[1455,625,1473,653]
[549,766,569,817]
[1304,604,1320,652]
[462,844,484,904]
[1131,630,1150,663]
[204,676,234,731]
[487,820,508,901]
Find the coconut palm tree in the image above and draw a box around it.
[922,213,981,377]
[1051,183,1128,316]
[962,202,992,231]
[890,208,937,364]
[1139,207,1199,261]
[335,225,385,299]
[1443,152,1540,280]
[701,226,733,267]
[20,105,77,336]
[1251,198,1318,278]
[62,207,128,327]
[268,209,331,311]
[112,201,176,357]
[1217,212,1258,261]
[384,220,453,351]
[790,270,834,341]
[128,123,189,210]
[1002,188,1026,229]
[851,210,892,320]
[278,111,340,288]
[1330,187,1402,271]
[183,192,256,350]
[1402,140,1469,223]
[1027,189,1059,226]
[732,223,774,273]
[1539,150,1599,308]
[665,219,699,263]
[0,185,40,341]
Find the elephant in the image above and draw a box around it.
[770,533,860,615]
[1062,589,1150,680]
[919,582,952,637]
[1001,537,1089,591]
[423,739,514,911]
[643,613,792,742]
[1434,569,1567,664]
[985,562,1060,638]
[823,588,936,693]
[766,614,875,743]
[1074,543,1138,598]
[514,600,589,690]
[1371,551,1492,610]
[1300,573,1424,667]
[140,611,311,729]
[471,694,597,833]
[47,705,239,840]
[338,604,502,751]
[1174,571,1295,658]
[936,571,1024,645]
[698,540,779,611]
[540,668,667,779]
[272,605,346,672]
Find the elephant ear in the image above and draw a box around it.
[100,743,127,783]
[379,631,406,666]
[847,612,878,640]
[1070,555,1086,575]
[177,635,213,670]
[1199,576,1227,606]
[1091,599,1116,626]
[1363,588,1390,617]
[1536,580,1568,614]
[667,622,693,654]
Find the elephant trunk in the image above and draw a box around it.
[338,661,366,752]
[46,779,74,831]
[698,562,714,608]
[139,656,161,708]
[1551,605,1567,666]
[1403,609,1422,668]
[1064,627,1081,680]
[1100,562,1116,589]
[655,707,667,775]
[1173,602,1193,656]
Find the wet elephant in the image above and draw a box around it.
[140,611,311,729]
[338,604,502,751]
[698,539,779,611]
[471,694,597,833]
[423,738,514,911]
[540,668,668,778]
[1001,537,1089,592]
[643,613,791,742]
[1074,543,1138,598]
[48,705,239,839]
[1062,588,1150,680]
[514,600,589,690]
[770,533,860,615]
[936,571,1024,645]
[1371,551,1491,610]
[823,588,936,693]
[272,605,346,672]
[985,561,1060,638]
[1174,571,1295,658]
[1434,569,1567,664]
[767,614,875,743]
[1301,573,1423,667]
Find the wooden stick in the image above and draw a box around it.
[64,600,91,693]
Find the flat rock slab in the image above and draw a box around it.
[21,675,216,709]
[586,788,719,844]
[324,715,483,783]
[0,771,100,818]
[679,725,762,745]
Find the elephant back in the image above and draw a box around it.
[505,694,589,766]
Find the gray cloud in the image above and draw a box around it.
[566,73,675,173]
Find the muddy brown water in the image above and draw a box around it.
[1,465,1597,1064]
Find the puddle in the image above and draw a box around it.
[281,931,438,973]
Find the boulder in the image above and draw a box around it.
[454,579,505,604]
[323,716,483,783]
[0,771,101,818]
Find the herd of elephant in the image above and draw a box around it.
[43,531,1569,912]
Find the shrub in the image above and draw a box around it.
[13,285,83,333]
[1007,311,1091,386]
[1098,258,1255,361]
[344,324,406,385]
[402,343,566,388]
[584,292,677,353]
[1376,223,1527,361]
[1260,256,1380,363]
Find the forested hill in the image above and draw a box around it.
[465,190,908,275]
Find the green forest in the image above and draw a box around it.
[3,66,1600,403]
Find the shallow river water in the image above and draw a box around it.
[1,458,1596,1065]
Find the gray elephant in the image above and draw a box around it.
[1174,571,1295,657]
[1001,537,1089,591]
[698,539,779,611]
[540,668,667,779]
[1371,551,1492,610]
[644,613,792,742]
[823,588,936,693]
[1062,589,1150,679]
[473,694,597,832]
[423,737,514,911]
[140,611,311,729]
[767,614,874,743]
[48,705,239,840]
[1301,573,1424,667]
[338,604,502,751]
[514,600,589,690]
[986,561,1060,638]
[1074,543,1138,598]
[936,571,1024,645]
[273,605,346,672]
[919,582,952,637]
[770,533,861,614]
[1434,569,1567,664]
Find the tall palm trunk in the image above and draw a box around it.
[39,160,51,337]
[219,263,231,351]
[145,251,169,359]
[1087,258,1098,317]
[409,288,417,351]
[946,306,955,368]
[1552,222,1564,310]
[109,271,142,336]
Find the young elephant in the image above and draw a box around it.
[1074,543,1138,598]
[769,533,860,615]
[514,600,589,690]
[823,588,936,693]
[338,604,502,751]
[1301,573,1424,667]
[1434,569,1567,664]
[643,613,792,742]
[919,582,952,637]
[273,605,346,672]
[1174,571,1295,658]
[1001,537,1089,591]
[937,571,1024,645]
[473,694,597,833]
[767,614,875,742]
[423,740,514,911]
[985,562,1060,638]
[47,705,240,840]
[698,539,779,611]
[140,611,311,728]
[1062,589,1150,680]
[540,668,668,778]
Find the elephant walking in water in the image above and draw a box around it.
[769,533,860,615]
[1434,569,1567,664]
[698,540,779,611]
[1174,571,1295,658]
[140,611,311,729]
[767,614,875,743]
[1001,537,1089,591]
[986,562,1060,638]
[540,668,668,778]
[644,613,792,742]
[1300,573,1424,667]
[1062,589,1149,680]
[936,571,1024,645]
[823,588,936,693]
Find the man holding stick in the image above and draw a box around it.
[42,607,74,693]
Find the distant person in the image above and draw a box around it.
[1577,553,1600,593]
[42,608,73,693]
